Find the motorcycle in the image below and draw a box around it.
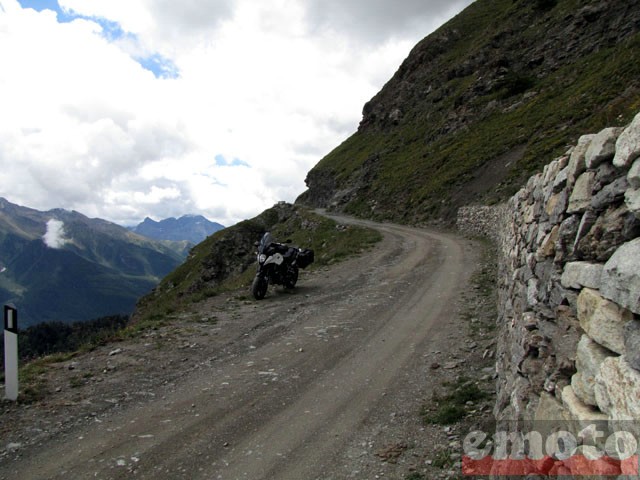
[251,232,314,300]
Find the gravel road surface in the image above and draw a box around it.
[0,215,490,479]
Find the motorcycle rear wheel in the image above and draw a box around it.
[251,276,268,300]
[284,267,299,289]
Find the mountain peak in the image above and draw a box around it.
[131,215,224,244]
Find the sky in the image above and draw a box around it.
[0,0,474,227]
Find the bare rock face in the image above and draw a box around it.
[296,170,337,208]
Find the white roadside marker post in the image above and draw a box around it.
[4,306,18,401]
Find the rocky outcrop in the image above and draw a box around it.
[298,0,640,224]
[459,112,640,440]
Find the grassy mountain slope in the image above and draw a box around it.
[10,239,157,326]
[297,0,640,223]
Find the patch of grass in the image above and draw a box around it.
[425,402,468,425]
[16,353,76,403]
[432,449,456,469]
[534,0,558,11]
[422,377,489,425]
[270,210,382,269]
[405,473,426,480]
[69,375,84,388]
[117,316,169,340]
[449,381,488,404]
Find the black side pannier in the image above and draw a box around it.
[296,248,314,269]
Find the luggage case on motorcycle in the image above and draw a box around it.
[296,248,314,269]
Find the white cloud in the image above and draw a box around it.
[0,0,474,227]
[43,219,70,249]
[305,0,474,44]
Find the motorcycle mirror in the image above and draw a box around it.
[254,241,260,247]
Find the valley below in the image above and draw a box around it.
[0,215,497,479]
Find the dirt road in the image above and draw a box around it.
[0,216,490,479]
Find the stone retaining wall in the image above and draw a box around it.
[456,204,508,244]
[458,112,640,438]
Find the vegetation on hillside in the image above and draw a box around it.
[0,314,128,367]
[132,203,381,327]
[298,0,640,223]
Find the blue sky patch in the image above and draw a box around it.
[137,54,180,80]
[17,0,179,79]
[18,0,74,22]
[215,155,251,168]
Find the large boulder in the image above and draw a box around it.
[574,204,640,262]
[571,335,615,406]
[561,261,603,290]
[577,288,633,354]
[613,112,640,168]
[567,134,595,186]
[627,158,640,189]
[585,127,623,169]
[567,171,596,214]
[624,320,640,371]
[625,187,640,219]
[595,356,640,425]
[590,176,628,211]
[545,190,569,224]
[600,238,640,314]
[561,385,608,424]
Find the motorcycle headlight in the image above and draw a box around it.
[258,254,267,263]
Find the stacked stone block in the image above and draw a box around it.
[468,112,640,427]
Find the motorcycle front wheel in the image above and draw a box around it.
[251,275,269,300]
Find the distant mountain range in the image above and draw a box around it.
[130,215,224,244]
[0,198,186,327]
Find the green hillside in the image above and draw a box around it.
[297,0,640,223]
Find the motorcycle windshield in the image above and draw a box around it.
[258,232,274,254]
